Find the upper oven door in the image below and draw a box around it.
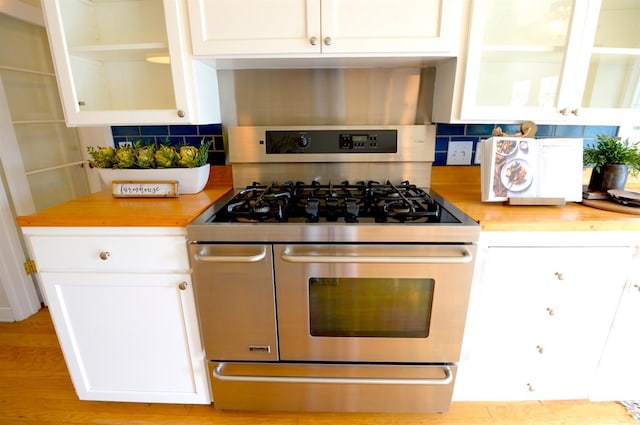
[274,244,476,363]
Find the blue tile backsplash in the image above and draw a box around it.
[111,124,225,165]
[433,123,618,166]
[111,123,618,167]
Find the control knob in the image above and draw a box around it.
[297,135,309,148]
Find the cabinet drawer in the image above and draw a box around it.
[29,235,189,272]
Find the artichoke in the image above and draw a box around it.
[154,144,177,168]
[177,145,199,168]
[135,143,156,168]
[87,146,116,168]
[113,146,136,169]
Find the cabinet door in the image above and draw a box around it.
[188,0,322,55]
[591,260,640,401]
[42,0,219,126]
[573,0,640,124]
[321,0,460,55]
[42,272,210,404]
[449,0,639,124]
[460,0,588,122]
[188,0,459,57]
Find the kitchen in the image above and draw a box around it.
[1,0,639,423]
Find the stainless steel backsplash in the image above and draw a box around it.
[217,67,435,126]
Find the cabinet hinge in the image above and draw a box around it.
[24,259,37,275]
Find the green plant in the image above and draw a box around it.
[583,134,640,176]
[87,138,212,169]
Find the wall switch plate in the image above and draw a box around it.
[446,141,473,165]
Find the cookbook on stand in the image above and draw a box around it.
[480,137,583,203]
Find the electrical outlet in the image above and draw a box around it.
[446,141,473,165]
[118,141,132,148]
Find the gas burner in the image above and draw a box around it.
[222,183,294,222]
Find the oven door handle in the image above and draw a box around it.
[280,248,472,264]
[213,363,453,385]
[194,247,267,263]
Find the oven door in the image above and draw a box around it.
[274,244,476,363]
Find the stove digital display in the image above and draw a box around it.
[340,134,370,150]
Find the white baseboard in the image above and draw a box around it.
[0,306,15,322]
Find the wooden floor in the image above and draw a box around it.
[1,308,636,425]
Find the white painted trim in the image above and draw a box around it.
[0,306,15,322]
[0,173,40,321]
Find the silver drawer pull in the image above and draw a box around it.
[213,363,452,385]
[195,247,266,263]
[99,251,110,261]
[280,248,472,264]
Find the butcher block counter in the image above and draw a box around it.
[14,165,640,231]
[16,166,233,227]
[431,166,640,232]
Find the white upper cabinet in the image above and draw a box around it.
[188,0,461,59]
[42,0,221,126]
[434,0,640,124]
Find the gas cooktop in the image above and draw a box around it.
[212,180,449,224]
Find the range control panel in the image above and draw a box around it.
[265,129,398,154]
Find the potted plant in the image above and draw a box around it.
[583,134,640,192]
[87,139,213,194]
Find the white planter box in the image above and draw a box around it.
[96,165,210,194]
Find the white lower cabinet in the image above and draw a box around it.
[22,227,210,404]
[590,246,640,401]
[454,232,637,401]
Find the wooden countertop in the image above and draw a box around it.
[431,166,640,232]
[16,186,232,227]
[16,165,640,231]
[17,165,234,227]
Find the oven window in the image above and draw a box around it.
[308,278,434,338]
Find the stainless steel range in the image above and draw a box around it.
[187,125,479,413]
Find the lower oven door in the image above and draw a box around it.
[274,244,476,363]
[190,244,278,361]
[209,361,457,413]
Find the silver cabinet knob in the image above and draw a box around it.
[309,36,318,45]
[177,110,185,118]
[527,383,535,392]
[536,345,544,354]
[572,108,580,116]
[559,107,569,116]
[634,284,640,292]
[323,36,332,46]
[178,282,188,291]
[99,251,110,261]
[554,272,565,280]
[546,307,555,316]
